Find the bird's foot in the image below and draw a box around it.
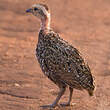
[40,104,56,109]
[60,102,70,106]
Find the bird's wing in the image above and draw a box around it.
[43,31,94,90]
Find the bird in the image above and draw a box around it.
[26,4,95,108]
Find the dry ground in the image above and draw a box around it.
[0,0,110,110]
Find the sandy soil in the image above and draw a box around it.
[0,0,110,110]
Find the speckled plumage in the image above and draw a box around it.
[36,29,94,94]
[26,4,95,108]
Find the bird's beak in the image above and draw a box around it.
[26,8,33,13]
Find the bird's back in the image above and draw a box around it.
[36,29,95,95]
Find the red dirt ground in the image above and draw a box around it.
[0,0,110,110]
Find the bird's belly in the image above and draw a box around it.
[36,48,67,87]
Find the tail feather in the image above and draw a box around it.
[88,85,95,96]
[88,89,94,96]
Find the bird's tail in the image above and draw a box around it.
[88,85,95,96]
[88,89,94,96]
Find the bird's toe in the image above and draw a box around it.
[40,104,56,109]
[60,102,70,106]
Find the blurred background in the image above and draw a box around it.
[0,0,110,110]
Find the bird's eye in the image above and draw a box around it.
[34,8,38,11]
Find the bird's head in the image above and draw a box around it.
[26,4,50,20]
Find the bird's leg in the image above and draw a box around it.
[60,87,73,106]
[41,87,66,108]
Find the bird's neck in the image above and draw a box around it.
[41,15,51,31]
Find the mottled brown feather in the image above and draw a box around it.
[39,4,49,11]
[36,29,95,94]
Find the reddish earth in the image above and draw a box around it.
[0,0,110,110]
